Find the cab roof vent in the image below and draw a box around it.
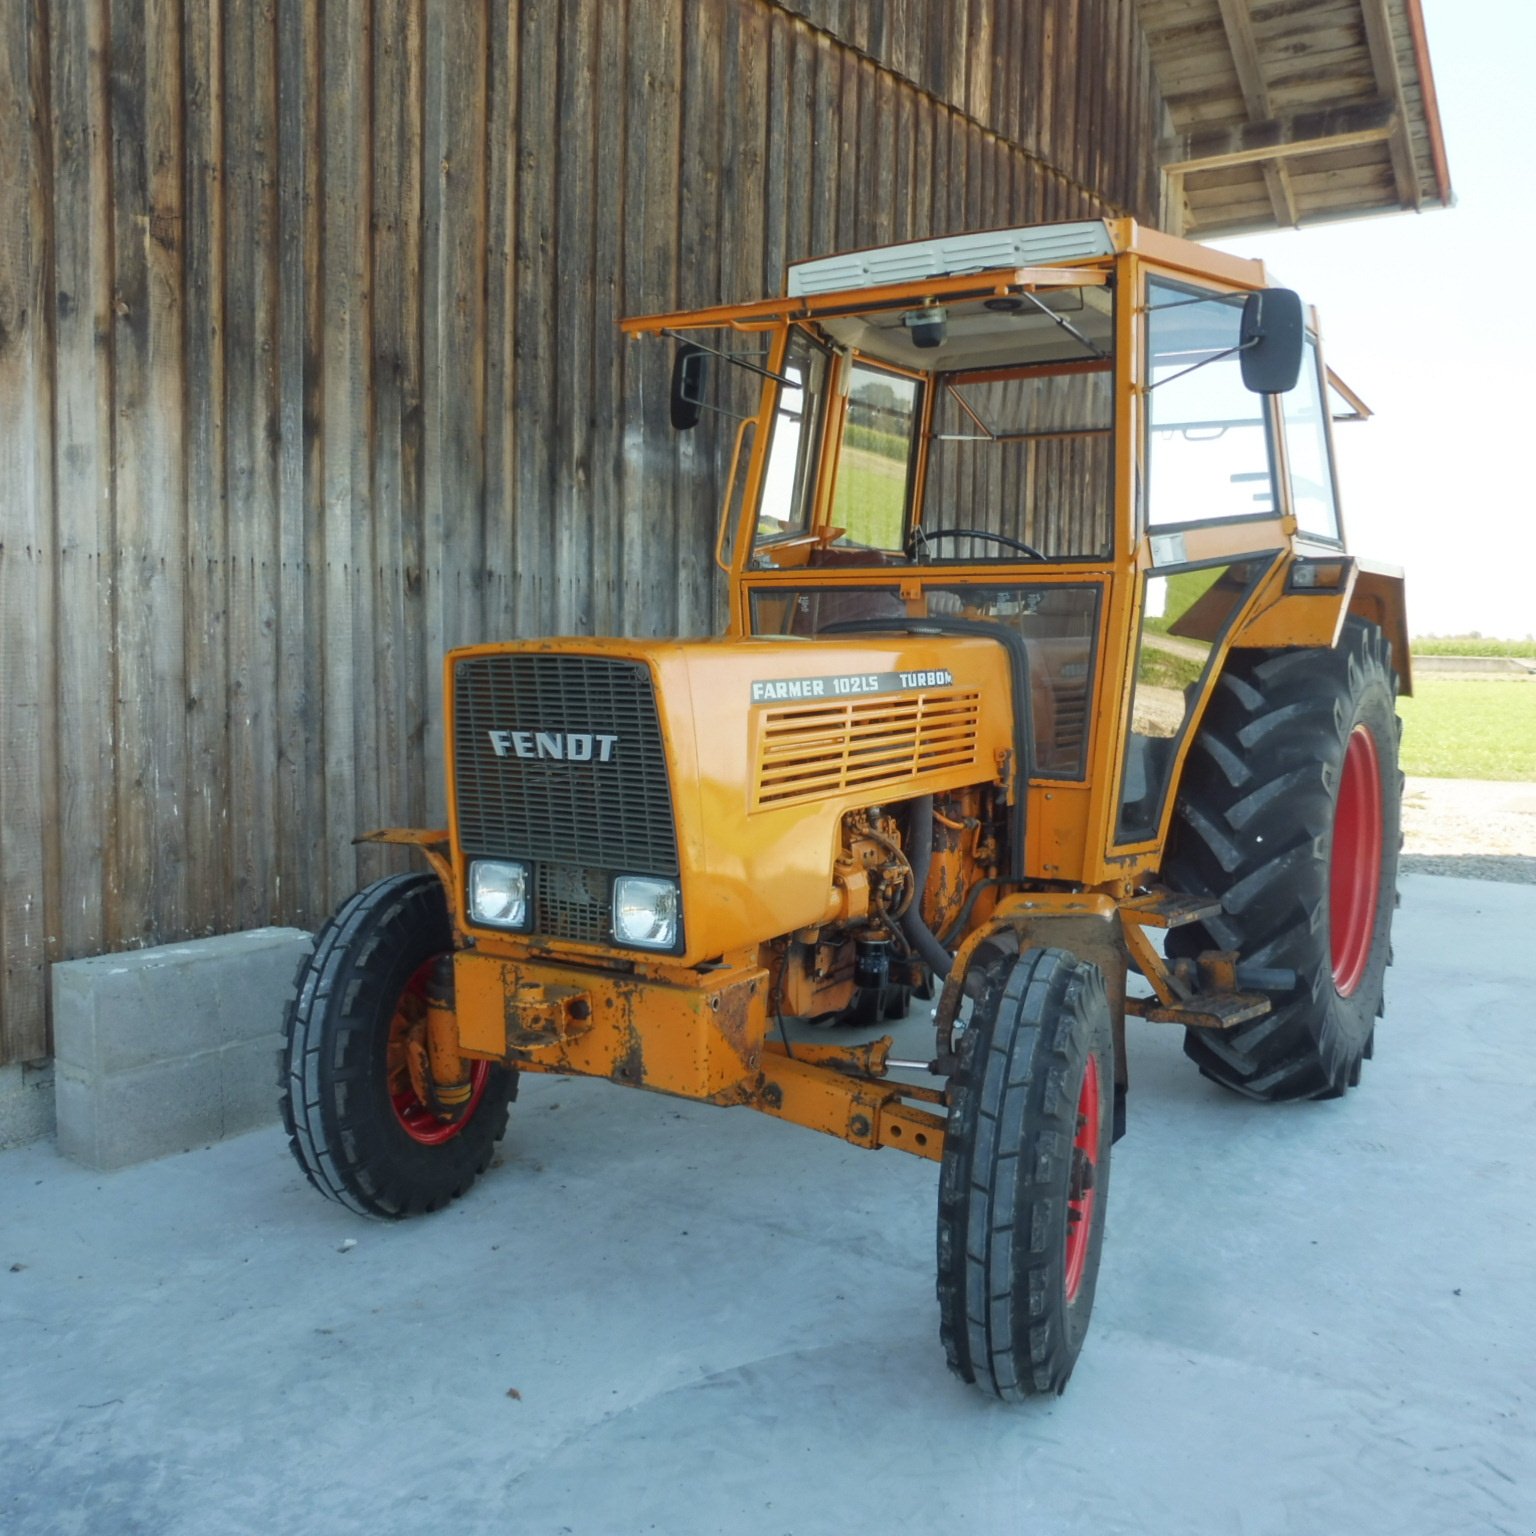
[786,221,1115,298]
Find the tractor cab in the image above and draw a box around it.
[626,219,1397,899]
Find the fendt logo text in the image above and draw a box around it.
[487,729,619,763]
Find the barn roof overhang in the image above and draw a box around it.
[1137,0,1452,237]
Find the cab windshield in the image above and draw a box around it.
[751,283,1115,564]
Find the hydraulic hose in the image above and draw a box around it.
[900,795,953,980]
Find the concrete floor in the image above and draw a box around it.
[3,872,1533,1536]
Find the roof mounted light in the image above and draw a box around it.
[903,307,948,349]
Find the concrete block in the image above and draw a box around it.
[220,1034,289,1138]
[52,927,312,1170]
[0,1060,56,1148]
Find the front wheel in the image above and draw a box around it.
[937,947,1114,1399]
[280,873,516,1218]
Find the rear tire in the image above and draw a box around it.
[1165,619,1402,1100]
[280,873,515,1218]
[937,947,1113,1399]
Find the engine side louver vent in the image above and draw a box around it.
[753,690,982,810]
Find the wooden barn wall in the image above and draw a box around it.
[0,0,1169,1065]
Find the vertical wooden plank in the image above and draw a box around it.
[368,0,423,841]
[109,0,189,947]
[421,0,487,820]
[891,71,914,242]
[554,0,597,635]
[948,111,968,233]
[618,0,681,637]
[314,0,367,896]
[762,13,792,291]
[787,23,818,266]
[1075,0,1091,199]
[224,0,281,927]
[483,0,520,641]
[861,65,886,249]
[911,92,933,242]
[986,0,1008,154]
[809,31,838,259]
[0,0,52,1059]
[1017,0,1039,168]
[1038,0,1058,186]
[514,0,558,637]
[834,41,859,251]
[967,0,992,130]
[182,0,229,933]
[274,0,323,926]
[719,2,765,314]
[47,0,114,982]
[675,0,721,635]
[585,0,627,636]
[965,114,984,230]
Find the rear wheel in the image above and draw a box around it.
[1165,619,1402,1100]
[281,873,516,1217]
[937,947,1113,1399]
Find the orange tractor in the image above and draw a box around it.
[281,220,1404,1399]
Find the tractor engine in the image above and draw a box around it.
[771,789,1002,1025]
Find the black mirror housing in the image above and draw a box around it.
[669,343,707,430]
[1239,288,1305,395]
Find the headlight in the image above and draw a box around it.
[469,859,530,929]
[612,876,680,950]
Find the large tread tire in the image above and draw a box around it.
[938,947,1114,1399]
[280,873,515,1218]
[1165,618,1403,1101]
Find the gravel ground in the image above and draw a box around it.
[1400,775,1536,884]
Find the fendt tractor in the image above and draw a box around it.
[281,220,1405,1399]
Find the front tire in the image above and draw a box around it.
[280,873,515,1217]
[937,947,1114,1399]
[1165,619,1402,1100]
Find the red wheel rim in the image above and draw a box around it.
[1330,725,1384,998]
[1064,1054,1101,1304]
[387,959,492,1146]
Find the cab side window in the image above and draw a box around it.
[830,363,921,549]
[1282,336,1341,541]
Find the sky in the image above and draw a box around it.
[1217,0,1535,639]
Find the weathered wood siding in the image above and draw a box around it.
[0,0,1169,1066]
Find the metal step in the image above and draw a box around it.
[1124,991,1271,1031]
[1119,891,1223,930]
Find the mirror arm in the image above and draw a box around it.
[661,328,795,387]
[1144,340,1249,394]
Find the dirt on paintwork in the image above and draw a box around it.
[1400,776,1536,885]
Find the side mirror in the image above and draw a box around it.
[1239,288,1304,395]
[669,343,707,430]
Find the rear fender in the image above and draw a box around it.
[1228,557,1410,694]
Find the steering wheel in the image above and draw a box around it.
[908,526,1045,561]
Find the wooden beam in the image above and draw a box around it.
[1213,0,1297,227]
[1359,0,1422,210]
[1161,98,1400,175]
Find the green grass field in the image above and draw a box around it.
[830,445,908,549]
[1397,676,1536,781]
[1411,636,1536,659]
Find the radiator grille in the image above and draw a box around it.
[753,689,982,809]
[453,655,679,943]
